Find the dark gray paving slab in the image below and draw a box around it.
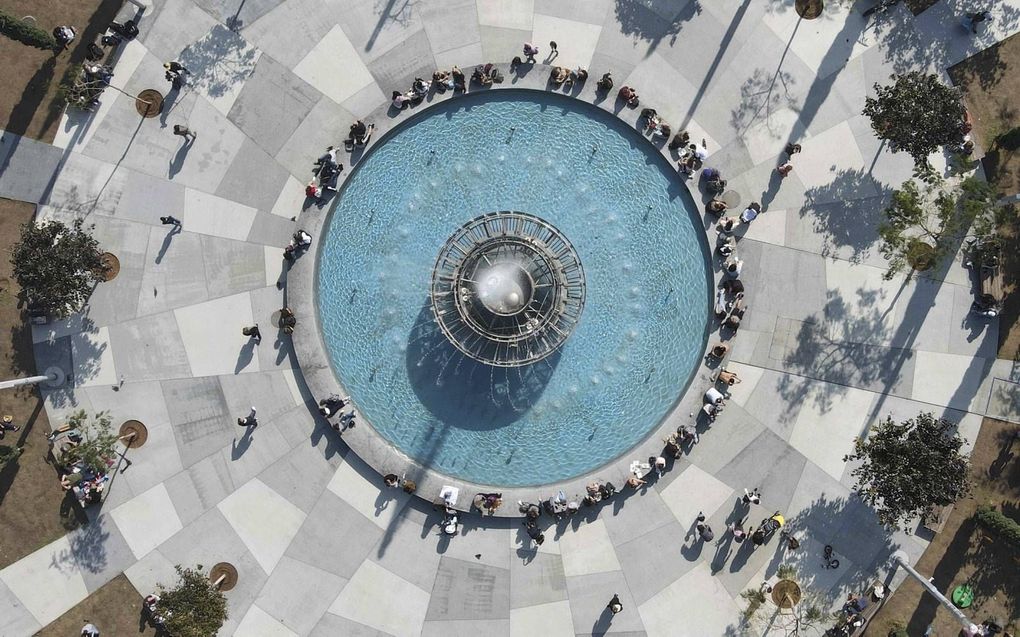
[426,555,510,621]
[136,0,220,62]
[228,55,321,156]
[614,521,698,605]
[246,211,296,247]
[285,490,384,578]
[255,555,347,635]
[337,0,425,63]
[0,133,64,204]
[715,427,808,517]
[599,488,675,547]
[509,550,567,610]
[421,618,510,637]
[109,310,192,381]
[157,508,266,636]
[421,0,481,54]
[310,612,395,637]
[215,137,291,212]
[137,227,211,316]
[536,0,613,25]
[85,218,151,326]
[65,513,136,593]
[164,453,237,525]
[192,0,285,31]
[259,440,342,514]
[199,234,267,296]
[480,26,532,64]
[565,571,646,636]
[369,503,444,592]
[162,376,233,467]
[366,29,438,96]
[274,94,355,179]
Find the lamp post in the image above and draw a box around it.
[0,366,65,391]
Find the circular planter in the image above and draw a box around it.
[209,562,238,591]
[100,252,120,281]
[906,240,937,272]
[771,579,802,609]
[135,89,164,118]
[795,0,823,19]
[118,420,148,448]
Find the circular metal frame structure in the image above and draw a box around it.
[430,211,586,367]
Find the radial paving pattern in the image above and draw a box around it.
[0,0,1019,636]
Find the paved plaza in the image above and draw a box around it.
[2,0,1020,635]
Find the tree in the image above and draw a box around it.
[739,564,830,636]
[844,413,970,529]
[157,565,228,637]
[863,72,966,166]
[0,445,23,471]
[10,217,109,317]
[61,410,119,474]
[878,169,997,280]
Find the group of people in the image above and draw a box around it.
[50,429,111,507]
[549,65,588,88]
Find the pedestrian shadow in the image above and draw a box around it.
[234,338,256,374]
[230,423,254,459]
[168,139,193,178]
[154,225,181,264]
[590,606,614,637]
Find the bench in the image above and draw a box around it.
[975,241,1004,304]
[922,504,954,535]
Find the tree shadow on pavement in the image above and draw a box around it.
[800,167,894,264]
[613,0,702,56]
[178,24,259,100]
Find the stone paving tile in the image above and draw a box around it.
[0,133,64,204]
[137,229,210,316]
[118,421,185,497]
[179,24,262,117]
[329,559,431,636]
[162,376,233,467]
[367,30,439,96]
[275,95,357,180]
[326,454,412,529]
[109,310,192,381]
[0,535,88,627]
[216,137,293,212]
[218,478,307,574]
[234,603,300,636]
[422,0,481,54]
[427,555,511,621]
[157,508,268,636]
[0,577,41,636]
[639,562,739,636]
[258,440,343,513]
[193,0,285,29]
[531,14,602,69]
[174,291,259,377]
[310,612,396,637]
[66,512,137,593]
[564,571,646,636]
[911,350,995,412]
[510,549,567,609]
[789,384,874,481]
[477,0,535,31]
[480,26,533,64]
[286,489,384,578]
[615,521,697,605]
[369,503,444,591]
[599,487,676,547]
[242,0,345,68]
[558,519,621,577]
[509,599,575,637]
[422,618,510,637]
[137,0,220,62]
[294,24,384,106]
[164,452,237,524]
[182,188,259,241]
[109,483,183,559]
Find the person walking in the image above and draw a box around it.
[777,161,793,177]
[607,593,623,615]
[549,41,558,58]
[80,621,100,637]
[962,10,991,33]
[784,142,802,157]
[743,487,761,505]
[172,124,196,142]
[696,513,715,542]
[237,406,257,429]
[159,215,181,227]
[523,42,539,62]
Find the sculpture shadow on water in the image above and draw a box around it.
[404,302,560,432]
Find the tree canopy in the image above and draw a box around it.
[878,169,997,280]
[863,72,966,166]
[158,565,228,637]
[61,410,119,474]
[844,413,970,529]
[10,217,108,317]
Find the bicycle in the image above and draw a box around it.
[823,544,840,569]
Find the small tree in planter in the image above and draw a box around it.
[739,564,828,636]
[0,445,23,471]
[10,217,109,318]
[878,168,996,280]
[157,565,229,637]
[844,412,970,529]
[60,410,119,474]
[864,72,966,167]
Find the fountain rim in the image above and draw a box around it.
[291,80,714,512]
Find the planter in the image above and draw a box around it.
[771,579,802,609]
[99,252,120,281]
[795,0,823,19]
[906,240,936,272]
[135,89,164,118]
[209,562,238,591]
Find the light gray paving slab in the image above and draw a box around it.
[366,30,439,98]
[368,503,444,592]
[421,618,510,637]
[192,0,285,29]
[427,555,511,621]
[421,0,481,54]
[137,0,220,62]
[246,211,297,247]
[275,95,357,180]
[338,0,426,63]
[509,549,567,609]
[614,521,697,605]
[84,217,152,326]
[258,439,342,514]
[242,0,346,68]
[136,226,210,315]
[65,512,137,593]
[0,577,41,636]
[199,234,268,296]
[164,452,237,525]
[479,26,533,64]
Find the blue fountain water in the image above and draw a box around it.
[317,90,710,487]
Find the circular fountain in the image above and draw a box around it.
[430,211,585,367]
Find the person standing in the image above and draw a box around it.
[696,513,715,542]
[784,142,802,157]
[242,324,261,342]
[159,215,181,227]
[523,42,539,62]
[80,621,100,637]
[962,10,991,33]
[743,487,761,505]
[237,406,257,429]
[607,593,623,615]
[549,40,558,58]
[0,415,19,440]
[172,124,196,142]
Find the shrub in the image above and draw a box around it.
[0,10,57,49]
[975,505,1020,546]
[0,445,23,470]
[997,126,1020,151]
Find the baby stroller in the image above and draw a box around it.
[751,512,785,546]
